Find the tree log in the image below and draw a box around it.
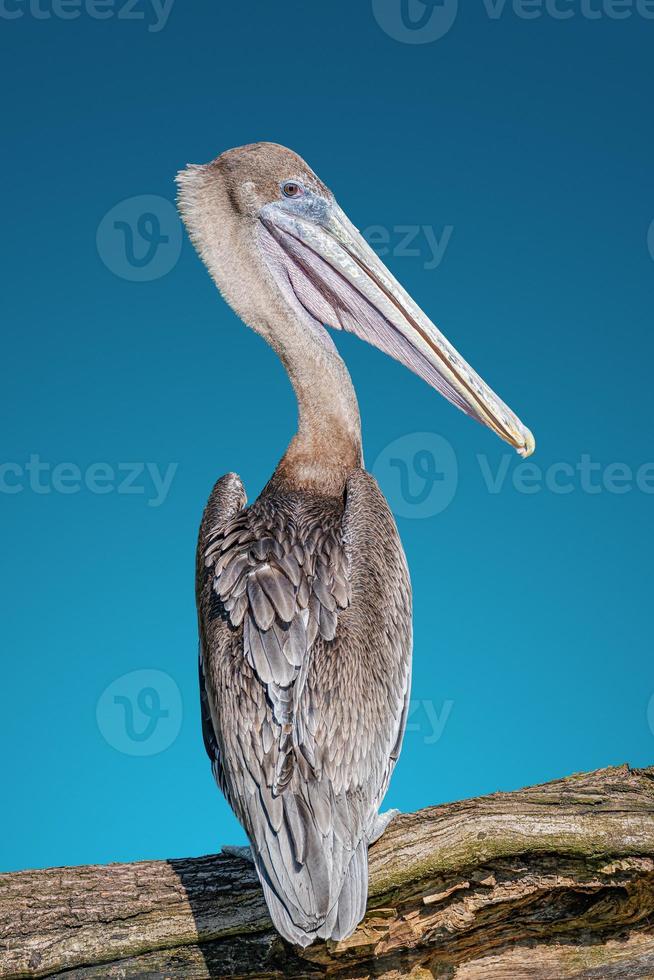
[2,765,654,979]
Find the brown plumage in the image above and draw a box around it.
[196,471,410,944]
[177,142,533,946]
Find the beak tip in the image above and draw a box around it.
[516,429,536,458]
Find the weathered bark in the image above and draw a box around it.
[2,765,654,979]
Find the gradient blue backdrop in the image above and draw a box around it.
[1,1,653,874]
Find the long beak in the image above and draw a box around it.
[261,201,535,457]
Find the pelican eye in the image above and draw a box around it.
[282,181,303,199]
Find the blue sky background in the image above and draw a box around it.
[1,1,653,873]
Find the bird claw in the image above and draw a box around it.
[221,845,254,863]
[369,808,401,845]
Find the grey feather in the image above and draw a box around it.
[247,576,276,630]
[257,564,296,622]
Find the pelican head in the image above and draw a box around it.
[178,142,534,457]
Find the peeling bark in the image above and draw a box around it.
[2,765,654,979]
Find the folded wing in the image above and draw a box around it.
[197,470,412,945]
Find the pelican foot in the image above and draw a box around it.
[221,845,254,863]
[369,808,401,845]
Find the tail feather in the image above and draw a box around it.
[318,839,368,942]
[255,838,369,947]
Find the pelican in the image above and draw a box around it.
[176,143,533,947]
